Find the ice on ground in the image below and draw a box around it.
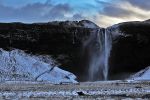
[128,66,150,80]
[0,48,77,84]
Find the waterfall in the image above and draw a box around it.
[84,28,112,81]
[104,29,112,80]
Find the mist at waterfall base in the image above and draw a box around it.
[83,28,112,81]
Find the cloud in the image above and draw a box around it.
[72,14,84,20]
[44,3,73,21]
[0,0,150,28]
[96,0,130,18]
[17,3,52,22]
[100,1,147,19]
[93,0,150,27]
[0,4,16,20]
[124,0,150,10]
[0,1,78,22]
[102,5,131,18]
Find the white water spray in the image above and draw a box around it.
[104,29,112,80]
[84,28,112,81]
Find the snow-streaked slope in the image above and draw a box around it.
[128,66,150,80]
[0,49,77,83]
[107,23,132,39]
[79,20,99,28]
[50,20,100,29]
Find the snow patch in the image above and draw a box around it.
[51,20,100,29]
[0,49,77,84]
[107,23,132,39]
[79,20,99,28]
[128,66,150,80]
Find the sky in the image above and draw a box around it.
[0,0,150,27]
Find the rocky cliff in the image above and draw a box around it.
[0,20,101,81]
[0,20,150,81]
[109,21,150,79]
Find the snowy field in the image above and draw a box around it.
[0,49,150,99]
[0,81,150,100]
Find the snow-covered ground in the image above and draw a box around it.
[129,66,150,80]
[0,81,150,99]
[0,49,77,84]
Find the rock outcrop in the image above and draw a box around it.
[108,21,150,79]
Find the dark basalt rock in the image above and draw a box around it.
[0,21,99,81]
[1,20,150,81]
[109,21,150,79]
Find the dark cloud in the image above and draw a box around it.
[102,6,131,18]
[0,4,16,21]
[44,3,73,20]
[125,0,150,10]
[95,0,110,5]
[72,14,84,20]
[93,0,150,27]
[16,3,52,22]
[0,1,76,22]
[0,0,149,27]
[95,0,148,19]
[96,0,131,18]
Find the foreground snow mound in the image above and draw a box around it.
[0,49,77,83]
[129,66,150,80]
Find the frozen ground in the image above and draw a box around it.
[0,80,150,100]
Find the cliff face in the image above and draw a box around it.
[0,20,101,81]
[0,20,150,81]
[109,21,150,79]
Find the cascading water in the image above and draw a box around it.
[84,28,112,81]
[104,29,112,80]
